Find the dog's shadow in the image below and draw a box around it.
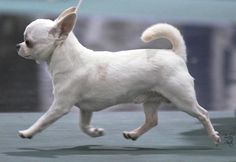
[5,145,217,158]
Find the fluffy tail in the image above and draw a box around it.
[141,23,187,62]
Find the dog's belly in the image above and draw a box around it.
[76,93,136,111]
[76,90,168,112]
[76,97,130,111]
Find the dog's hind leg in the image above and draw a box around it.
[164,86,221,145]
[79,109,105,137]
[123,101,160,141]
[195,104,221,144]
[155,72,220,145]
[183,104,221,145]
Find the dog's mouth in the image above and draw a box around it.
[19,53,33,59]
[24,55,31,58]
[24,55,33,59]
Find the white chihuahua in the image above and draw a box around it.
[16,7,220,144]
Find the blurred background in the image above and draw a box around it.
[0,0,236,112]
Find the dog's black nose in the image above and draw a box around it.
[16,44,20,51]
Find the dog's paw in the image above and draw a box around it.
[123,131,138,141]
[88,128,105,137]
[211,131,221,146]
[18,130,33,139]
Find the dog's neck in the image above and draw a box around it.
[47,32,92,79]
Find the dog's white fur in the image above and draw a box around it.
[16,7,220,144]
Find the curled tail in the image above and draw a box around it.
[141,23,187,62]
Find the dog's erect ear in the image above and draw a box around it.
[50,13,76,39]
[55,7,76,22]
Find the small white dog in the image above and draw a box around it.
[16,7,220,144]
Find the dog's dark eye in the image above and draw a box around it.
[25,40,33,48]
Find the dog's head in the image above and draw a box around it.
[16,7,77,62]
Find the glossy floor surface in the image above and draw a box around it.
[0,111,235,162]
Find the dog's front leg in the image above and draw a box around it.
[79,109,105,137]
[18,100,72,139]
